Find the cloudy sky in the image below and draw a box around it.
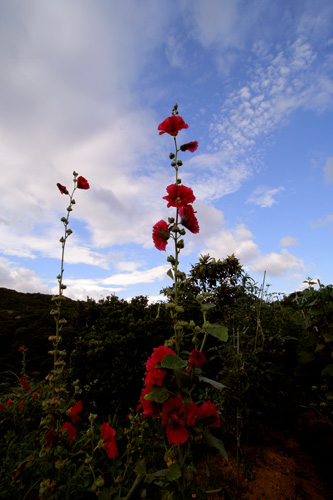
[1,0,332,302]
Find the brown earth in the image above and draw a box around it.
[197,417,332,500]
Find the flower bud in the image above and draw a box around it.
[166,302,176,310]
[168,217,175,223]
[71,199,76,204]
[177,160,183,166]
[169,153,175,159]
[179,228,186,235]
[167,255,176,264]
[60,217,67,223]
[171,161,176,167]
[176,239,184,249]
[176,178,182,184]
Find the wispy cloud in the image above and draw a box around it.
[324,157,333,183]
[279,236,298,247]
[247,186,285,207]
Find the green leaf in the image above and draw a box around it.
[198,376,227,391]
[161,354,187,369]
[166,269,174,280]
[144,386,170,403]
[134,459,147,476]
[206,324,228,342]
[321,364,333,377]
[167,463,182,481]
[205,302,216,309]
[298,352,315,363]
[204,431,228,461]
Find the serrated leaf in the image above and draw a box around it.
[198,376,227,391]
[204,431,228,461]
[204,303,216,310]
[206,324,228,342]
[161,354,187,369]
[167,463,182,481]
[144,386,170,403]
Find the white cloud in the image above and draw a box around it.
[247,186,285,207]
[279,236,298,247]
[250,249,305,276]
[324,157,333,183]
[201,224,259,263]
[311,214,333,228]
[0,257,51,294]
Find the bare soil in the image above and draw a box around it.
[197,416,332,500]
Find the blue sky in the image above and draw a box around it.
[0,0,332,302]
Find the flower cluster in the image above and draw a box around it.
[152,112,199,251]
[138,346,220,444]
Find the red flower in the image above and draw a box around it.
[19,402,25,411]
[0,404,6,412]
[197,401,220,428]
[158,116,189,136]
[77,176,90,190]
[33,393,38,400]
[69,400,82,424]
[152,220,170,251]
[161,396,198,444]
[137,387,159,418]
[44,429,56,448]
[163,184,195,209]
[19,377,27,385]
[146,346,175,372]
[7,399,13,406]
[62,422,76,442]
[189,350,206,368]
[101,422,118,459]
[57,183,68,194]
[145,346,175,391]
[178,206,199,234]
[180,141,198,153]
[23,384,30,391]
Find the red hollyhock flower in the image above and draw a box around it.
[57,183,68,194]
[69,400,82,424]
[33,393,38,400]
[101,422,118,459]
[161,396,198,444]
[178,205,199,234]
[19,377,27,385]
[0,404,6,412]
[62,422,76,442]
[180,141,198,153]
[7,399,13,406]
[77,176,90,190]
[197,401,220,428]
[19,402,25,411]
[23,384,30,391]
[137,387,159,418]
[152,220,170,251]
[189,349,206,368]
[163,184,195,209]
[158,115,189,136]
[44,429,56,448]
[145,345,176,391]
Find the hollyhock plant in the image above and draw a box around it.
[178,205,199,234]
[197,401,220,428]
[189,349,206,368]
[152,220,170,251]
[163,184,195,209]
[158,115,189,136]
[77,175,90,189]
[101,422,118,459]
[69,400,82,424]
[180,141,198,153]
